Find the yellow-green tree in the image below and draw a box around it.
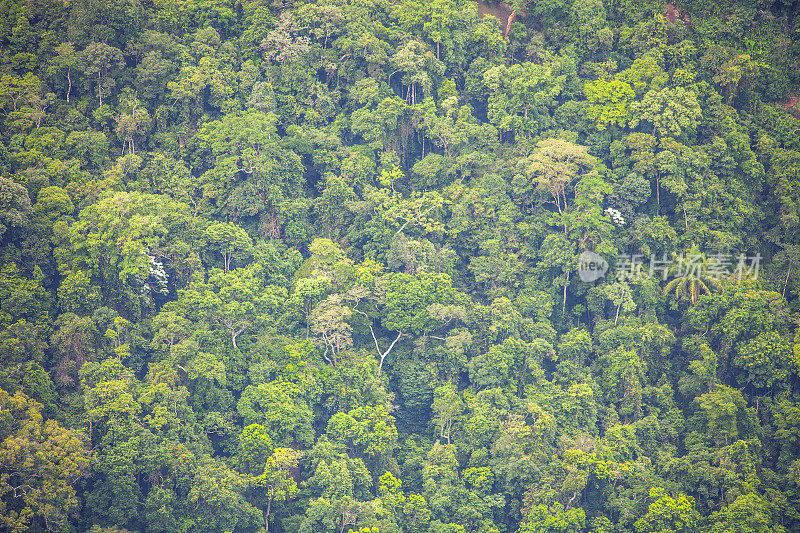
[633,487,699,533]
[254,447,302,533]
[584,79,634,131]
[0,389,91,532]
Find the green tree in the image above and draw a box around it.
[616,55,667,97]
[391,39,443,106]
[0,263,47,327]
[422,440,461,522]
[0,389,91,533]
[584,78,635,131]
[570,0,613,59]
[326,404,399,462]
[187,458,262,533]
[46,43,79,103]
[237,381,315,447]
[69,192,192,288]
[484,62,562,138]
[694,385,756,447]
[0,177,31,243]
[431,382,463,444]
[50,312,97,388]
[0,72,40,113]
[198,265,283,349]
[289,275,333,339]
[310,295,354,366]
[203,222,253,272]
[708,492,780,533]
[515,138,598,220]
[634,487,699,533]
[193,109,306,233]
[236,423,274,476]
[519,503,586,533]
[349,81,410,153]
[114,95,151,156]
[662,249,723,305]
[261,12,311,66]
[629,87,702,141]
[77,42,125,108]
[731,331,791,390]
[253,447,302,533]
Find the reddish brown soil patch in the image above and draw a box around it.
[782,94,799,109]
[476,0,515,37]
[665,3,680,25]
[665,3,690,26]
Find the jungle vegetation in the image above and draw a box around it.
[1,0,800,532]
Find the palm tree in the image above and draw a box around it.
[662,247,724,304]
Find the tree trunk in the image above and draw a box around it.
[504,10,516,39]
[227,322,249,349]
[265,488,273,533]
[655,174,660,215]
[378,330,403,375]
[614,289,624,325]
[783,259,792,298]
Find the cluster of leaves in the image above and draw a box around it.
[1,0,800,531]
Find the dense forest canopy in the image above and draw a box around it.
[1,0,800,531]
